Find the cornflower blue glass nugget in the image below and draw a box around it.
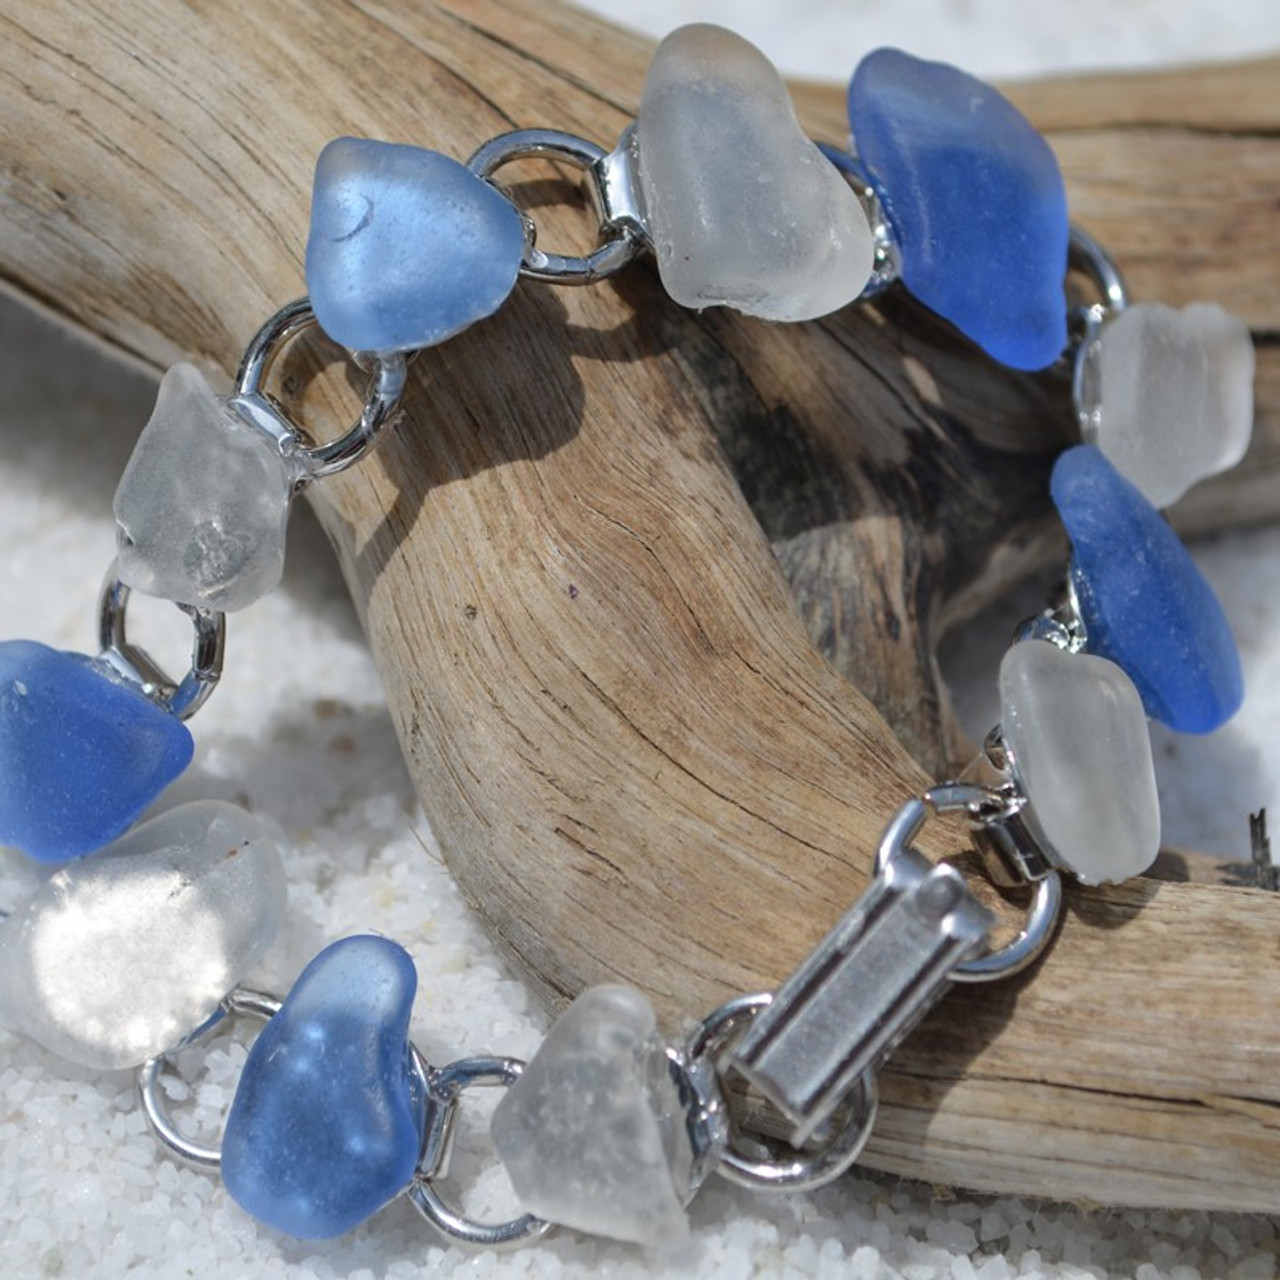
[0,639,194,862]
[1051,445,1243,734]
[306,138,526,355]
[848,49,1069,370]
[222,935,425,1239]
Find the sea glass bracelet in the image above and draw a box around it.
[0,24,1257,1250]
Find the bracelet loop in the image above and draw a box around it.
[1069,223,1130,321]
[408,1054,552,1249]
[97,563,226,721]
[690,994,879,1193]
[467,129,644,285]
[234,297,408,483]
[875,786,1064,982]
[137,988,281,1169]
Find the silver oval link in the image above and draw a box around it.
[1069,223,1130,320]
[1068,223,1131,427]
[689,994,879,1193]
[407,1055,552,1249]
[874,787,1063,982]
[235,296,315,397]
[950,869,1062,983]
[97,563,226,721]
[137,988,281,1169]
[467,129,643,285]
[688,992,772,1061]
[235,297,408,483]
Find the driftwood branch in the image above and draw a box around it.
[3,0,1279,1211]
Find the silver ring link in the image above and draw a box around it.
[407,1055,552,1249]
[235,297,408,483]
[467,129,643,285]
[137,988,281,1169]
[950,869,1062,982]
[875,785,1063,982]
[689,994,879,1193]
[97,562,226,721]
[1069,223,1130,320]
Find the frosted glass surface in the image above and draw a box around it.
[222,936,423,1239]
[307,138,526,354]
[114,363,297,612]
[1000,641,1159,884]
[0,640,193,862]
[1079,302,1255,508]
[492,984,693,1245]
[0,802,285,1068]
[635,24,873,320]
[848,48,1069,369]
[1052,445,1243,734]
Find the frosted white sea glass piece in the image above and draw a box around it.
[1078,302,1254,509]
[0,801,287,1069]
[634,23,874,321]
[1000,640,1160,885]
[491,984,696,1245]
[114,363,302,612]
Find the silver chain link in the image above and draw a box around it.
[137,989,281,1168]
[96,562,226,721]
[467,128,646,285]
[407,1054,552,1249]
[234,298,409,484]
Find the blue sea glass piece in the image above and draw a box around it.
[0,640,194,862]
[306,138,526,355]
[222,935,425,1239]
[1051,446,1243,734]
[848,48,1069,370]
